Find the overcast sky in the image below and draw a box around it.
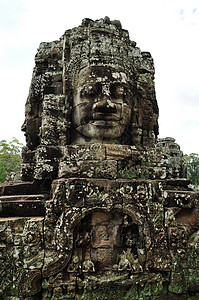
[0,0,198,154]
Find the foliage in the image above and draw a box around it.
[0,161,6,182]
[184,153,199,187]
[0,138,23,183]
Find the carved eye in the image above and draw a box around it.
[80,86,95,98]
[110,84,129,98]
[80,83,102,98]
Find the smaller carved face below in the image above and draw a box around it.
[72,66,132,144]
[69,211,142,273]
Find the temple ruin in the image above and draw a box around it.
[0,17,199,299]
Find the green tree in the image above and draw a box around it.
[0,161,6,182]
[0,138,24,183]
[184,153,199,187]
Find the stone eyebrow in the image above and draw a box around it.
[111,82,129,87]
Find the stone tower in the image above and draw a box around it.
[0,18,199,299]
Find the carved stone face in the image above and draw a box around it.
[72,66,132,143]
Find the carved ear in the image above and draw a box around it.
[20,270,42,297]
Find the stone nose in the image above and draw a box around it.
[93,99,117,113]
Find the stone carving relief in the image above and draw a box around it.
[71,66,132,144]
[1,17,199,300]
[41,209,145,297]
[70,212,143,273]
[21,17,159,182]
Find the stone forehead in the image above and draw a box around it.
[77,66,129,85]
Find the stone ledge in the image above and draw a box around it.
[163,190,199,208]
[0,195,47,217]
[0,216,44,221]
[0,194,49,201]
[0,181,45,196]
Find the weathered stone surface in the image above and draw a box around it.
[0,217,44,297]
[20,16,160,182]
[0,180,44,196]
[0,17,199,299]
[0,194,47,217]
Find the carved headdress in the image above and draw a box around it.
[65,17,136,86]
